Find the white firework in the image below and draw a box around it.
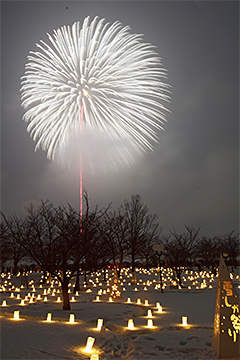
[20,16,170,162]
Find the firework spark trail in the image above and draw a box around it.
[80,105,83,232]
[20,16,171,165]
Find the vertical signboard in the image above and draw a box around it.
[212,254,240,359]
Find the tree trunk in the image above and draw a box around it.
[176,267,182,288]
[131,254,136,283]
[103,266,106,282]
[62,279,71,310]
[24,273,29,289]
[13,260,18,275]
[84,268,88,285]
[42,269,47,284]
[74,268,80,293]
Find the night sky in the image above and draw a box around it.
[1,1,239,237]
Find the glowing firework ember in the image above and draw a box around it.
[20,16,170,167]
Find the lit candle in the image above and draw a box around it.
[97,318,103,330]
[182,316,188,326]
[13,311,19,320]
[127,298,131,303]
[46,313,52,322]
[90,355,99,360]
[85,337,95,352]
[147,309,153,318]
[57,297,61,302]
[108,297,113,302]
[145,300,149,306]
[69,314,75,323]
[147,319,154,328]
[20,300,25,306]
[157,306,163,313]
[127,319,135,330]
[95,296,100,301]
[2,300,7,306]
[137,298,141,304]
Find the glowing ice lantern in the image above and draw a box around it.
[97,318,103,330]
[127,319,135,329]
[14,311,19,320]
[147,319,154,328]
[85,337,95,352]
[2,300,7,306]
[182,316,188,326]
[90,355,99,360]
[69,314,75,323]
[46,313,52,322]
[147,309,153,318]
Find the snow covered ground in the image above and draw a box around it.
[1,268,239,359]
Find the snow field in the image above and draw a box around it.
[1,268,239,359]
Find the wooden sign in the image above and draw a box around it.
[212,254,240,359]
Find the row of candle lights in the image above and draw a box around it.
[10,309,188,328]
[1,266,231,294]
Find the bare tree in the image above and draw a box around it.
[0,213,27,275]
[23,200,80,310]
[98,209,128,277]
[120,194,160,278]
[163,225,200,287]
[0,220,12,272]
[75,189,111,288]
[220,231,240,272]
[195,235,222,273]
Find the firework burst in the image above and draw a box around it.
[20,16,170,164]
